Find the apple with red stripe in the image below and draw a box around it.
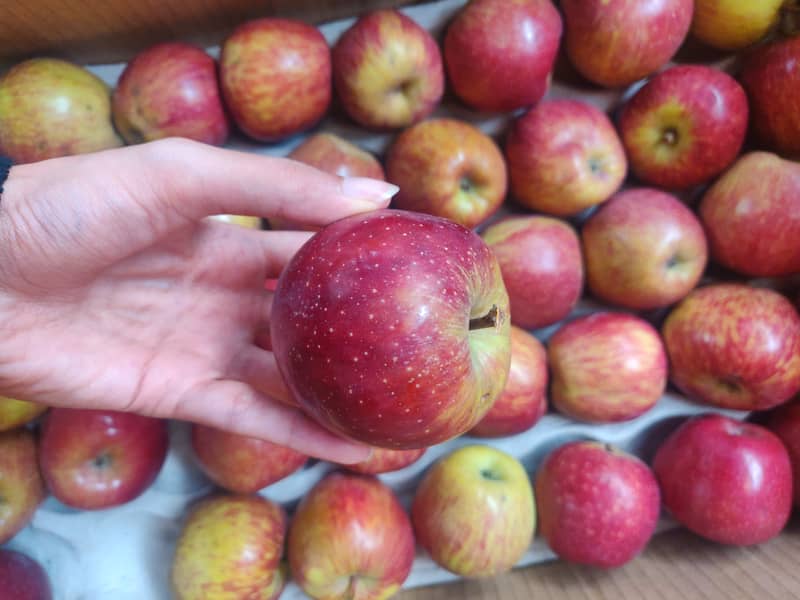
[0,429,45,544]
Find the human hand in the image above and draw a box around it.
[0,138,398,463]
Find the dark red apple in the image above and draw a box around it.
[342,447,427,475]
[0,549,52,600]
[0,429,45,544]
[760,399,800,507]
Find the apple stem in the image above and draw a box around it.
[344,576,357,600]
[469,305,499,331]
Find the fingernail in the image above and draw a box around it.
[342,177,399,205]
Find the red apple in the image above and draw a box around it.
[662,284,800,411]
[220,18,331,142]
[582,188,708,310]
[0,397,47,432]
[505,99,627,217]
[411,445,535,578]
[548,312,667,423]
[38,408,169,510]
[271,209,512,449]
[342,447,427,475]
[287,471,415,599]
[112,41,229,146]
[561,0,693,88]
[0,58,123,164]
[471,325,548,438]
[190,424,307,494]
[171,494,287,600]
[691,0,785,51]
[0,429,45,544]
[0,549,52,600]
[480,215,583,330]
[759,399,800,507]
[698,151,800,277]
[739,36,800,158]
[619,65,749,190]
[535,441,660,568]
[332,9,444,130]
[443,0,562,113]
[653,414,793,546]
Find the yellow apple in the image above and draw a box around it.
[692,0,784,50]
[0,397,47,432]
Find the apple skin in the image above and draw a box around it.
[471,325,548,438]
[0,58,123,164]
[38,408,169,510]
[535,441,661,568]
[171,494,287,600]
[582,188,708,311]
[112,41,230,146]
[480,215,583,330]
[411,444,535,578]
[662,284,800,411]
[739,36,800,158]
[385,118,507,229]
[332,9,444,130]
[443,0,562,113]
[759,399,800,507]
[190,425,307,494]
[0,549,52,600]
[271,209,511,449]
[505,99,627,217]
[561,0,693,88]
[0,397,47,432]
[287,471,415,599]
[698,152,800,277]
[619,65,749,190]
[207,214,262,229]
[220,18,331,142]
[653,414,793,546]
[549,312,667,423]
[0,429,45,545]
[691,0,784,50]
[341,447,427,475]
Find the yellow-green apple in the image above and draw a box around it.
[171,493,287,600]
[691,0,784,50]
[505,99,627,216]
[190,424,307,494]
[480,215,583,330]
[287,471,415,598]
[112,41,230,146]
[271,209,512,449]
[385,118,507,229]
[582,188,708,311]
[758,399,800,507]
[331,9,444,130]
[535,441,660,568]
[220,18,331,142]
[739,36,800,158]
[698,152,800,277]
[548,312,667,423]
[340,447,427,475]
[38,408,169,510]
[443,0,562,112]
[561,0,693,88]
[411,444,535,578]
[0,549,52,600]
[0,397,47,432]
[653,414,793,546]
[207,214,262,229]
[619,65,749,190]
[662,284,800,411]
[0,58,123,163]
[0,429,45,544]
[471,325,548,438]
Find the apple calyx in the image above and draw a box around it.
[661,127,679,146]
[469,305,499,331]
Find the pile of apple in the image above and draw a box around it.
[3,0,800,598]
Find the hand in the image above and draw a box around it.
[0,138,398,463]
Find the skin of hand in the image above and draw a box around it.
[0,137,399,464]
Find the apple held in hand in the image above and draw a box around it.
[0,429,45,544]
[38,408,169,510]
[691,0,784,50]
[759,399,800,507]
[332,9,444,130]
[171,494,287,600]
[385,118,507,229]
[288,471,415,599]
[535,441,660,568]
[411,445,535,578]
[0,397,47,432]
[505,99,627,217]
[582,188,708,311]
[443,0,562,113]
[220,18,331,142]
[271,209,511,449]
[0,549,52,600]
[653,414,793,546]
[662,284,800,411]
[619,65,749,190]
[341,447,426,475]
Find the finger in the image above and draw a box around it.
[227,345,295,407]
